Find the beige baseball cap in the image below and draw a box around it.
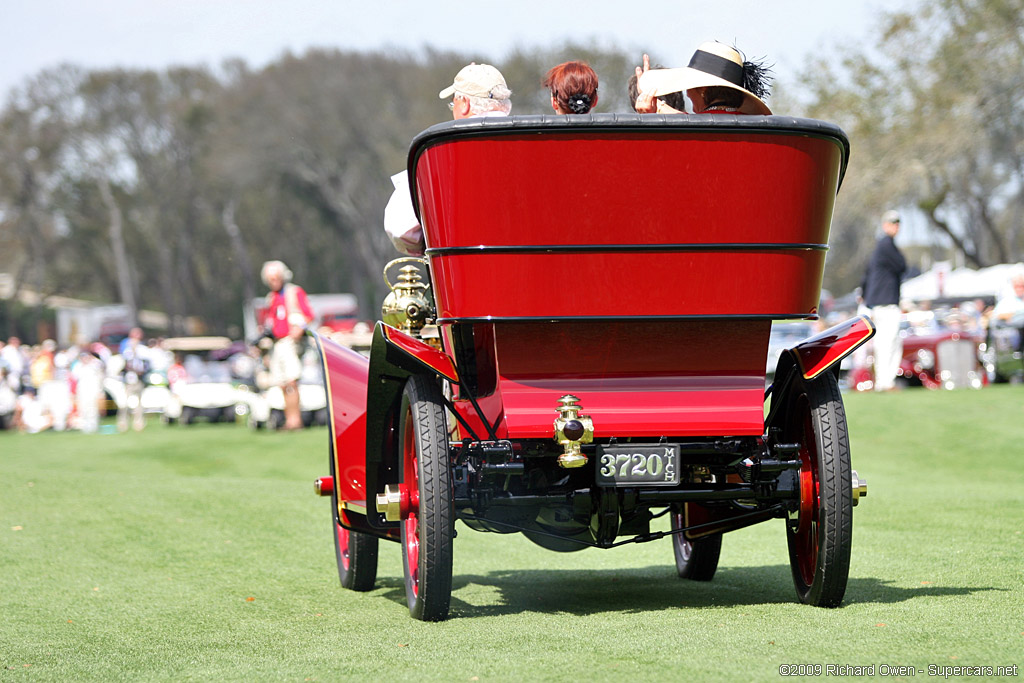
[438,63,510,100]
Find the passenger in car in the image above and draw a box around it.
[384,63,512,256]
[627,55,689,113]
[633,42,773,115]
[542,60,599,114]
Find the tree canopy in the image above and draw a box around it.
[802,0,1024,290]
[0,45,637,339]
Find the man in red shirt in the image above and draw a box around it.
[260,260,314,430]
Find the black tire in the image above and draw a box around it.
[398,375,453,621]
[314,408,329,427]
[670,507,722,581]
[182,407,196,425]
[330,445,378,591]
[782,371,853,607]
[221,406,236,424]
[268,409,285,431]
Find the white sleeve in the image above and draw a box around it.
[383,171,424,256]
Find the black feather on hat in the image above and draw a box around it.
[739,55,773,100]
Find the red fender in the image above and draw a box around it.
[787,315,875,380]
[766,316,874,434]
[309,331,388,537]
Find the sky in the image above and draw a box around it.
[0,0,899,100]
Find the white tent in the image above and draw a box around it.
[900,262,1024,302]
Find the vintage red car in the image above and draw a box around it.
[311,115,872,620]
[847,316,984,391]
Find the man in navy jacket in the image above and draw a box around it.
[862,210,907,391]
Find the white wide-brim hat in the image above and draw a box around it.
[638,42,772,115]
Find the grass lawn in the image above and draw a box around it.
[2,387,1022,681]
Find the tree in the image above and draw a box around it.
[0,44,642,338]
[800,0,1024,292]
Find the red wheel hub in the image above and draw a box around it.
[793,397,819,587]
[402,412,421,597]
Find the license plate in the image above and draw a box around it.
[596,444,680,486]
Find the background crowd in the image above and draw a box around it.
[0,330,179,434]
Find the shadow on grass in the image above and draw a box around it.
[375,566,1003,619]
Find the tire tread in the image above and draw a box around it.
[786,371,854,607]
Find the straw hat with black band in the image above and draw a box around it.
[638,42,773,115]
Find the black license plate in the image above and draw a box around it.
[596,444,680,486]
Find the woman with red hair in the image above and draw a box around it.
[542,61,599,114]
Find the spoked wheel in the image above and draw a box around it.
[670,506,722,581]
[399,375,453,621]
[783,371,853,607]
[330,443,377,591]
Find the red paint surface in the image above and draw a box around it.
[794,315,874,379]
[451,321,770,437]
[415,131,842,321]
[430,251,825,319]
[316,333,370,507]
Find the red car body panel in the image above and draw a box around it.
[408,123,845,440]
[311,333,385,532]
[415,131,842,321]
[446,320,769,439]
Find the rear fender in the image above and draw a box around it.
[766,315,874,431]
[786,315,874,381]
[363,322,459,530]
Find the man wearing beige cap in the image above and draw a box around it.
[384,64,512,255]
[861,210,907,391]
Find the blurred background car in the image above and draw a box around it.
[162,337,253,425]
[848,309,984,390]
[765,320,817,386]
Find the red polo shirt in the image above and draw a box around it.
[263,285,314,339]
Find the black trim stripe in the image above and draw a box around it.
[434,314,816,324]
[425,242,828,256]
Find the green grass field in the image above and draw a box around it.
[2,387,1022,681]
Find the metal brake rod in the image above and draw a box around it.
[453,381,501,442]
[440,394,481,443]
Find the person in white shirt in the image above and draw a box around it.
[72,350,106,433]
[384,63,512,256]
[1,336,26,393]
[16,387,51,434]
[992,273,1024,326]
